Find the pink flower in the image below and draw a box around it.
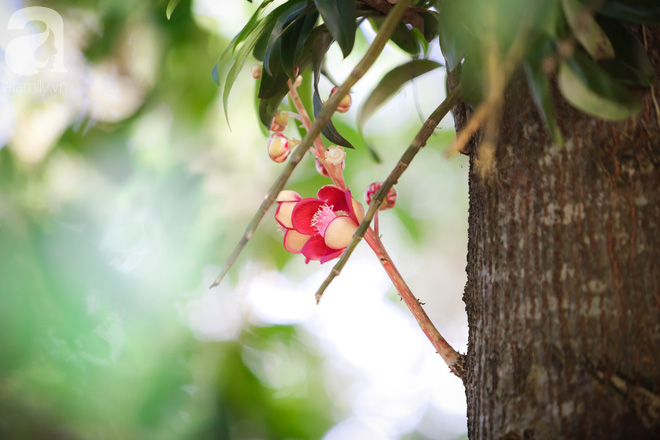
[364,182,398,210]
[275,185,364,263]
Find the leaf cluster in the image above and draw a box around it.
[212,0,659,151]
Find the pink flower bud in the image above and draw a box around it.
[267,133,290,163]
[330,86,351,113]
[364,182,398,210]
[251,64,262,79]
[270,111,289,132]
[315,158,330,177]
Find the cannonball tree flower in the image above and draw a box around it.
[270,111,289,132]
[330,86,351,113]
[275,185,364,263]
[267,133,290,163]
[365,182,398,210]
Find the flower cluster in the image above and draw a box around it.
[275,185,364,263]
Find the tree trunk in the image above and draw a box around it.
[462,28,660,439]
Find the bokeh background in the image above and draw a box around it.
[0,0,469,438]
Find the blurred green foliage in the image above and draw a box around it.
[0,1,337,438]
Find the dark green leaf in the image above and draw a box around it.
[259,41,289,99]
[369,17,424,57]
[596,0,660,25]
[263,2,309,76]
[257,26,332,128]
[166,0,180,20]
[313,91,355,149]
[561,0,614,60]
[597,17,655,86]
[259,86,289,127]
[357,60,443,130]
[558,49,643,120]
[420,11,440,43]
[281,10,319,78]
[313,0,356,58]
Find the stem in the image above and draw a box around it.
[313,86,465,380]
[209,0,414,289]
[364,230,466,380]
[287,80,345,189]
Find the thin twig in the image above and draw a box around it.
[210,0,415,289]
[365,231,466,380]
[313,87,465,379]
[315,85,461,302]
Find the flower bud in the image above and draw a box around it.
[294,75,303,88]
[270,111,289,132]
[325,145,346,165]
[315,158,330,177]
[267,133,290,163]
[251,64,262,79]
[330,86,351,113]
[364,182,398,210]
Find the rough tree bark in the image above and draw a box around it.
[460,27,660,439]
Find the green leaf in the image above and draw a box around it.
[558,49,642,120]
[313,91,355,149]
[437,0,476,70]
[226,0,275,58]
[460,52,484,106]
[597,17,655,86]
[561,0,615,60]
[166,0,180,20]
[596,0,660,25]
[357,60,443,130]
[313,0,356,58]
[222,20,272,126]
[220,0,278,125]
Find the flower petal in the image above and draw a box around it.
[275,201,296,229]
[323,216,358,249]
[320,249,344,264]
[283,229,310,253]
[291,198,324,235]
[276,190,301,203]
[317,185,349,213]
[301,234,335,262]
[351,198,364,223]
